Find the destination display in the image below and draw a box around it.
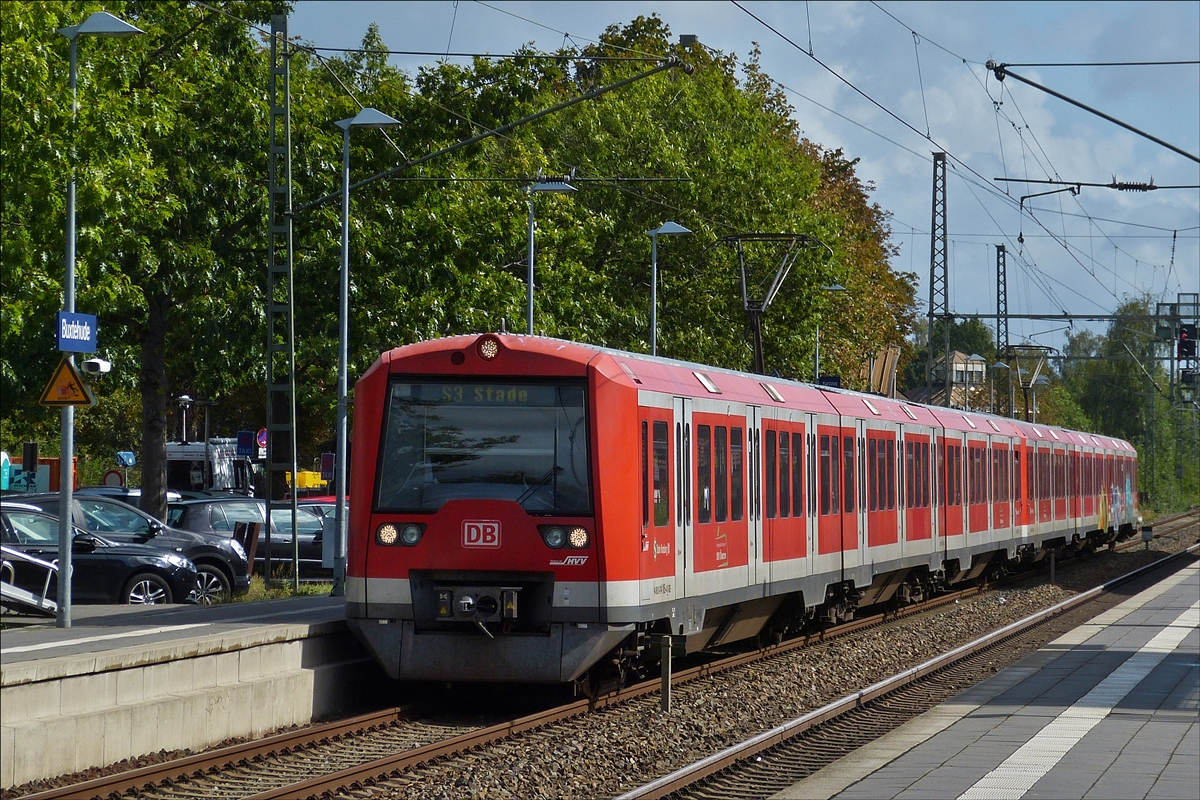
[390,382,574,407]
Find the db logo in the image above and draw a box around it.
[462,520,501,548]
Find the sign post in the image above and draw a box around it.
[51,313,96,629]
[116,450,136,486]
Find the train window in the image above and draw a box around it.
[754,429,761,520]
[965,447,972,505]
[938,442,945,507]
[653,421,670,527]
[731,427,744,522]
[868,438,878,512]
[887,439,896,510]
[676,422,683,522]
[779,431,790,518]
[944,443,953,506]
[697,425,712,524]
[765,430,777,519]
[1014,449,1021,503]
[905,441,914,509]
[376,380,590,513]
[792,430,804,518]
[843,436,855,514]
[921,442,930,508]
[715,426,728,523]
[820,435,831,515]
[991,449,998,503]
[642,421,649,526]
[1004,449,1011,501]
[684,424,691,525]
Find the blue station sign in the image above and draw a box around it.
[57,311,97,353]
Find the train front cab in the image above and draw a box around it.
[346,336,635,684]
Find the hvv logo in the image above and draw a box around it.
[462,520,501,548]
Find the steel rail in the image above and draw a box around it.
[616,540,1200,800]
[20,707,409,800]
[27,510,1194,800]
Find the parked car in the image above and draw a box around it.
[297,496,337,520]
[75,486,183,502]
[1,503,200,605]
[167,498,328,577]
[15,493,250,604]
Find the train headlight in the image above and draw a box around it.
[541,526,567,548]
[400,524,423,546]
[477,336,500,360]
[377,523,424,546]
[568,526,590,549]
[376,524,399,545]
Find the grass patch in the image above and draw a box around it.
[234,575,333,602]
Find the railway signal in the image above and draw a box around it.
[1178,323,1196,358]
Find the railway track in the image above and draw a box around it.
[20,509,1196,800]
[619,539,1200,800]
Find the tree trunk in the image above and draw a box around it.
[139,292,170,522]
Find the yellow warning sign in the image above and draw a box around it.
[39,358,96,407]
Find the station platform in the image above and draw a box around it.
[775,560,1200,800]
[1,596,379,789]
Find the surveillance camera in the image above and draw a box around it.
[80,358,112,375]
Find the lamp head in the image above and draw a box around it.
[822,283,846,292]
[60,11,144,40]
[649,221,691,236]
[336,107,401,130]
[531,180,576,193]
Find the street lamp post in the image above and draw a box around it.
[813,284,846,383]
[56,11,142,628]
[991,361,1010,414]
[967,354,987,411]
[1031,375,1050,423]
[526,180,576,334]
[332,108,400,598]
[647,222,690,356]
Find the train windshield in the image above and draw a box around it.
[375,381,591,514]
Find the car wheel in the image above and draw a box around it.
[194,564,232,605]
[123,573,173,605]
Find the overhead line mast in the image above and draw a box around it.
[927,153,949,405]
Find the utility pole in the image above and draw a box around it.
[927,153,949,405]
[996,244,1010,417]
[266,14,299,588]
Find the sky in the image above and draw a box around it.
[287,1,1200,353]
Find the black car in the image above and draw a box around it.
[167,498,328,577]
[16,493,250,603]
[1,503,200,605]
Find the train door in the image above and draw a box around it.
[839,418,860,576]
[1012,439,1028,537]
[638,407,675,603]
[814,415,844,578]
[805,413,818,571]
[1052,444,1066,522]
[747,406,763,585]
[865,425,899,555]
[672,397,692,598]
[856,419,869,568]
[1037,442,1052,525]
[1075,448,1084,534]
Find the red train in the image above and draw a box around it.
[346,334,1139,686]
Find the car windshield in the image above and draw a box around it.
[4,510,60,544]
[275,509,323,535]
[375,380,591,514]
[76,498,151,534]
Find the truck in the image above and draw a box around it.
[165,438,256,496]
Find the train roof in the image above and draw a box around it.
[372,334,1134,453]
